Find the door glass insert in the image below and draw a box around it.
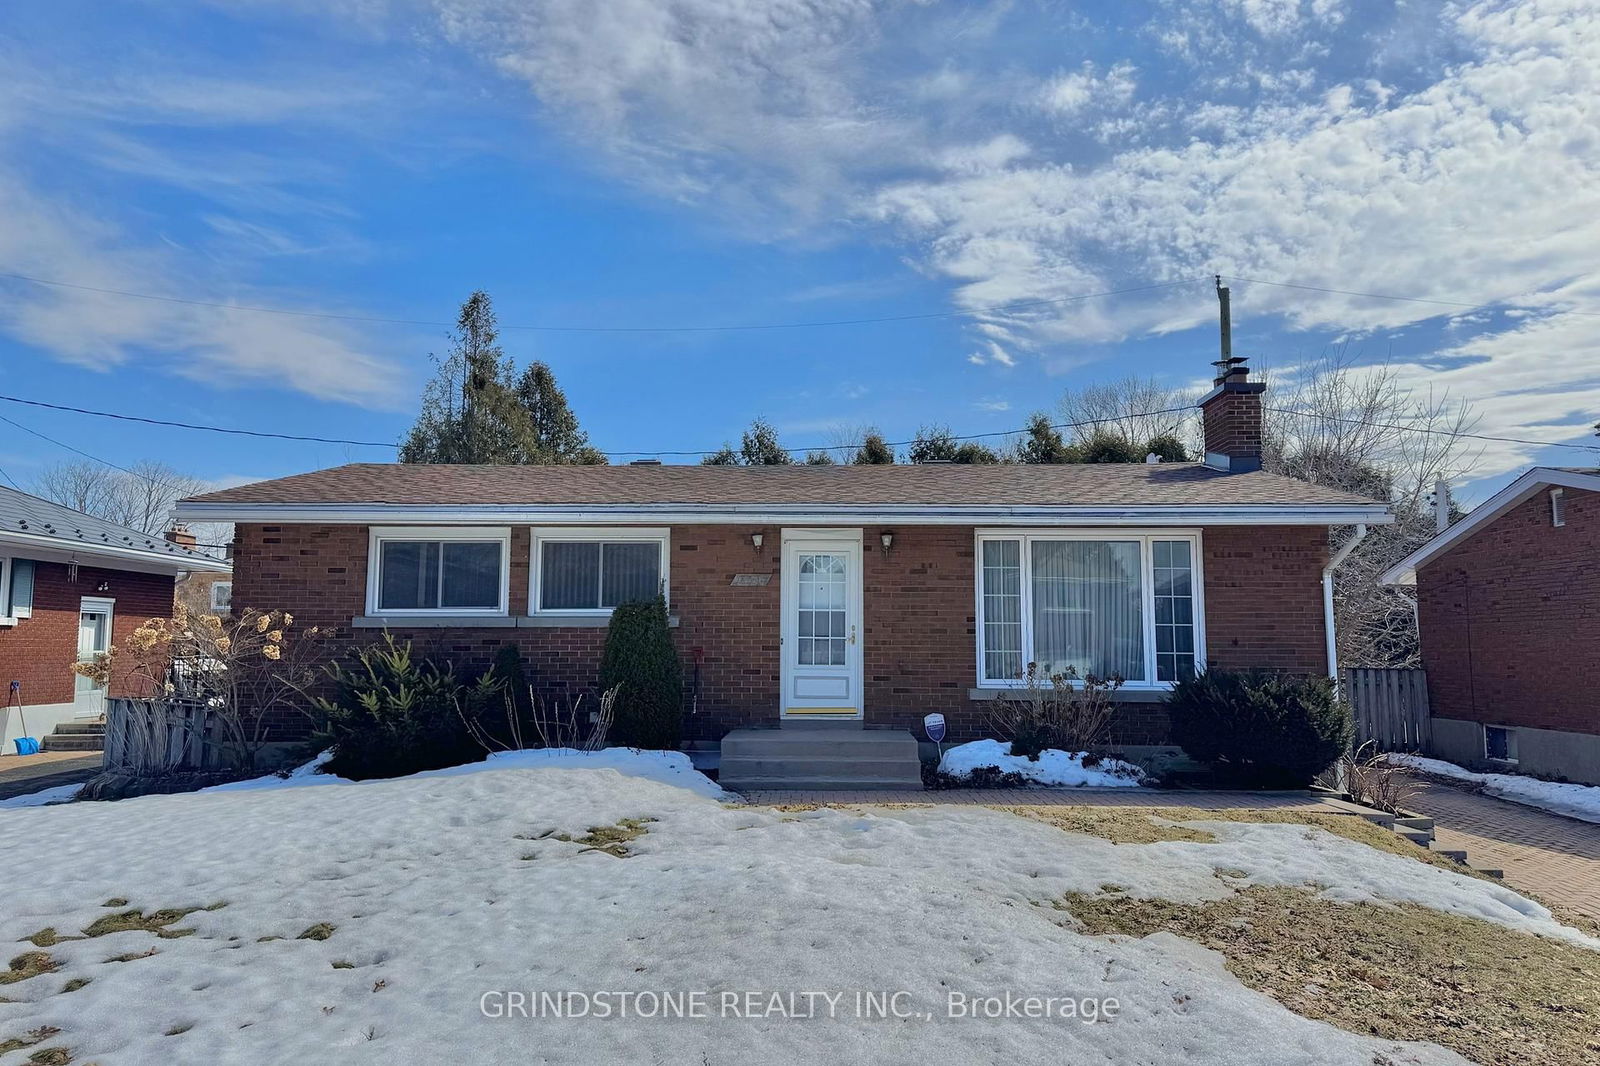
[796,553,847,666]
[76,611,108,697]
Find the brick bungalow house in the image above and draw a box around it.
[174,367,1389,786]
[0,486,230,753]
[1382,467,1600,785]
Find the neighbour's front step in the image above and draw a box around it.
[42,733,105,752]
[52,721,106,735]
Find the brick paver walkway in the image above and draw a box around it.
[738,787,1347,812]
[1403,777,1600,921]
[0,752,101,801]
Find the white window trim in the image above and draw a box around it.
[0,556,13,627]
[529,526,670,618]
[209,581,233,613]
[1550,487,1565,527]
[1484,724,1519,764]
[973,528,1207,690]
[365,526,511,617]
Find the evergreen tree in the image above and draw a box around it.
[1077,430,1143,463]
[514,362,606,464]
[399,292,606,466]
[740,419,792,465]
[1016,413,1071,464]
[1143,432,1189,463]
[907,425,958,463]
[803,449,837,465]
[700,419,793,465]
[851,431,896,465]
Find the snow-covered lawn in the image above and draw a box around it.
[1388,753,1600,824]
[0,754,1590,1065]
[937,739,1147,787]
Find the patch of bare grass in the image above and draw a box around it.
[0,1026,59,1055]
[296,924,336,942]
[554,817,656,858]
[1064,884,1600,1066]
[1,952,58,986]
[81,907,203,940]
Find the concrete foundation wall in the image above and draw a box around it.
[1429,716,1600,786]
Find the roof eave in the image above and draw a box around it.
[174,500,1394,527]
[1379,467,1600,585]
[0,529,231,575]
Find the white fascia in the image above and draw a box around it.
[175,502,1395,528]
[0,531,231,575]
[1380,467,1600,586]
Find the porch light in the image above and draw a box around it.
[880,531,894,555]
[750,532,764,553]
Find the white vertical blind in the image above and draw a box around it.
[980,540,1023,679]
[1030,540,1144,681]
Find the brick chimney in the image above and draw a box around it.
[164,524,197,549]
[1199,360,1265,472]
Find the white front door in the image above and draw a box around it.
[75,597,114,718]
[780,530,864,719]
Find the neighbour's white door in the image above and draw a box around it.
[75,598,114,719]
[780,530,864,719]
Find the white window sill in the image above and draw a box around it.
[352,614,680,630]
[968,686,1172,703]
[0,616,16,628]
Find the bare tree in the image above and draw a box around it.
[32,459,228,551]
[1264,353,1481,668]
[1058,375,1197,448]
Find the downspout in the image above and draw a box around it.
[1322,524,1368,680]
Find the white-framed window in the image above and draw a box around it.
[1551,487,1566,527]
[0,556,11,623]
[530,527,668,616]
[975,529,1205,688]
[1484,724,1518,763]
[365,527,510,616]
[209,581,233,613]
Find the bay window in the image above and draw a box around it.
[368,527,509,615]
[976,531,1203,688]
[531,528,667,615]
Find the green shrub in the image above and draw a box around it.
[598,595,683,750]
[490,643,533,726]
[1167,669,1353,787]
[312,634,501,780]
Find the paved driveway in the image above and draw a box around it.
[1404,776,1600,922]
[0,752,101,801]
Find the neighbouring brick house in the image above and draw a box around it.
[176,367,1389,769]
[0,486,230,752]
[1383,467,1600,785]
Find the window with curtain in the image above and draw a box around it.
[537,537,664,612]
[375,537,505,613]
[976,534,1200,686]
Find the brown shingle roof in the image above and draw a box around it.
[182,462,1383,510]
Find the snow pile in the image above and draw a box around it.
[0,781,84,809]
[1388,753,1600,824]
[938,739,1147,787]
[0,755,1586,1063]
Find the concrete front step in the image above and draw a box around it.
[52,721,106,735]
[43,733,105,752]
[719,726,923,791]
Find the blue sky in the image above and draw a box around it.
[2,0,1598,502]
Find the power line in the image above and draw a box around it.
[1224,276,1600,318]
[1265,406,1600,453]
[0,394,396,448]
[0,271,1205,334]
[6,387,1598,462]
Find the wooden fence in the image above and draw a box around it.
[1343,668,1432,751]
[104,698,228,774]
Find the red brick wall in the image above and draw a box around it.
[0,560,176,706]
[233,521,1332,745]
[1202,525,1329,674]
[1201,384,1265,465]
[1416,486,1600,735]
